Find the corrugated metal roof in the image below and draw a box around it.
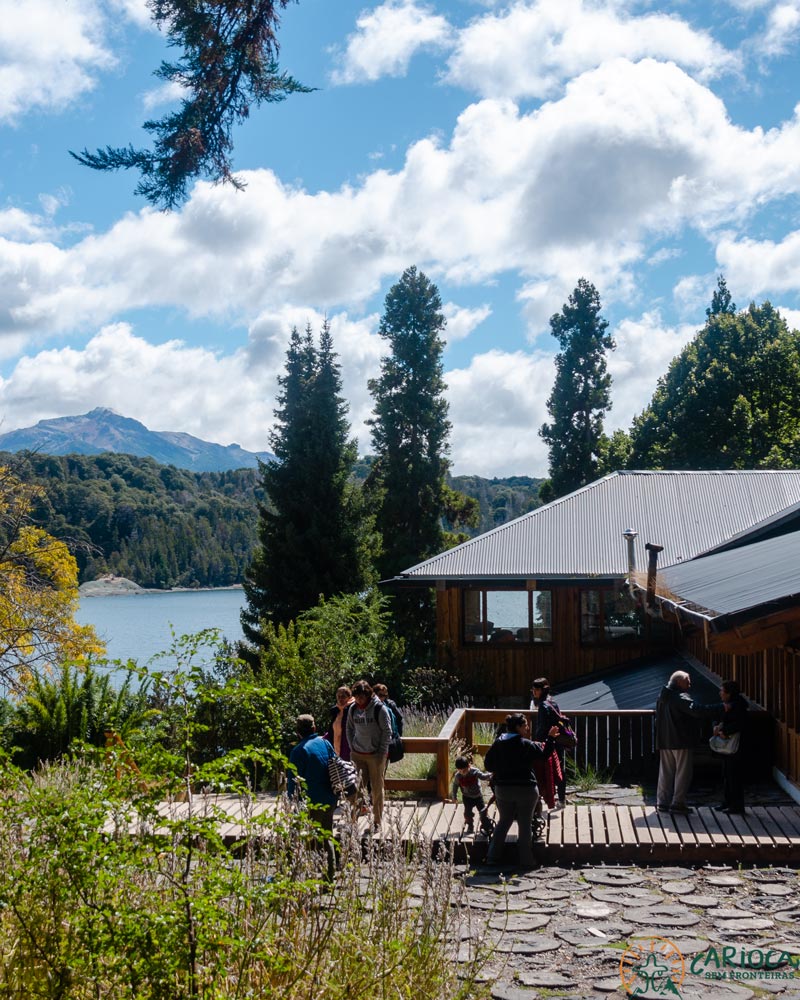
[399,470,800,580]
[659,530,800,620]
[554,654,719,712]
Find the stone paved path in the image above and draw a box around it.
[440,781,800,998]
[451,860,800,999]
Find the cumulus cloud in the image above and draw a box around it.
[446,349,555,476]
[142,80,189,111]
[755,1,800,57]
[0,0,116,123]
[606,312,698,428]
[0,313,388,456]
[4,58,800,354]
[443,302,492,342]
[445,0,738,100]
[331,0,452,84]
[715,230,800,297]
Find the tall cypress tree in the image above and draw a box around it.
[241,322,372,654]
[367,266,451,664]
[539,279,615,501]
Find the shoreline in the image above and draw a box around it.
[79,576,244,598]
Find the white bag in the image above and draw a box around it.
[709,732,740,755]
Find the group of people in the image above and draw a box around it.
[656,670,748,815]
[287,667,750,876]
[287,680,403,838]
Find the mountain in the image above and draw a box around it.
[0,408,274,473]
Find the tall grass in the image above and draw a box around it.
[0,757,493,1000]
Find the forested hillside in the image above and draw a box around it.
[449,474,541,532]
[4,452,262,589]
[5,451,539,590]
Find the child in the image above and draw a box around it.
[450,756,494,835]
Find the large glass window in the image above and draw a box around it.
[580,588,643,643]
[463,588,552,644]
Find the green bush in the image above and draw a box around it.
[0,754,492,999]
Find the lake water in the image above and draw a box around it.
[76,589,247,668]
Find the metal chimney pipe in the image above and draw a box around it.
[621,528,638,582]
[645,542,664,609]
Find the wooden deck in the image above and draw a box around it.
[133,795,800,865]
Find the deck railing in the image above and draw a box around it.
[384,707,657,800]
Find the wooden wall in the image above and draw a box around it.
[436,586,666,701]
[685,632,800,784]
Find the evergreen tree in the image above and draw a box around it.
[707,275,736,318]
[241,322,372,654]
[630,296,800,469]
[72,1,311,209]
[367,266,452,663]
[539,279,615,500]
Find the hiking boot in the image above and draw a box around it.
[669,805,693,814]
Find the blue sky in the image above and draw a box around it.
[2,0,800,476]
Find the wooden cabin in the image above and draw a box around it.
[638,515,800,787]
[392,471,800,702]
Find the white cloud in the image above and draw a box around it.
[5,59,800,348]
[0,0,116,123]
[332,0,452,84]
[142,80,189,112]
[755,1,800,56]
[606,312,698,428]
[715,231,800,297]
[443,302,491,342]
[445,0,738,101]
[446,349,555,476]
[0,314,387,456]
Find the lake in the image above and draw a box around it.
[76,589,247,668]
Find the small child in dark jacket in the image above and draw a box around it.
[450,756,494,835]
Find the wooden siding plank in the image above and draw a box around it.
[709,808,742,845]
[548,806,564,847]
[628,806,653,846]
[604,805,623,846]
[590,804,608,846]
[617,805,638,847]
[686,809,712,847]
[563,803,577,845]
[670,812,696,846]
[749,806,790,846]
[576,804,592,845]
[642,805,666,845]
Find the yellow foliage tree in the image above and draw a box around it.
[0,466,103,686]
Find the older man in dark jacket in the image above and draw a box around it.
[656,670,720,814]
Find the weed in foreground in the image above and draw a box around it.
[0,757,494,999]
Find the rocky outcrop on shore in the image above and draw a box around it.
[79,575,144,597]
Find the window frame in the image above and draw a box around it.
[579,587,645,645]
[461,586,553,646]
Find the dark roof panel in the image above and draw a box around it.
[659,530,800,620]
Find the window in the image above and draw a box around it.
[581,588,643,643]
[463,588,552,644]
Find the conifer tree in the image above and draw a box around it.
[629,293,800,469]
[367,266,452,663]
[241,322,372,653]
[539,279,615,500]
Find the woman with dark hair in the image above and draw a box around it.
[324,686,355,761]
[713,679,748,815]
[484,712,559,868]
[530,677,567,807]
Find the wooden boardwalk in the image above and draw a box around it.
[136,795,800,866]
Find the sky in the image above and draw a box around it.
[2,0,800,477]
